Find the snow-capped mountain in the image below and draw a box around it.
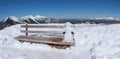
[90,17,120,20]
[0,15,59,30]
[1,16,22,29]
[19,15,48,24]
[3,15,59,24]
[0,15,120,30]
[3,16,22,23]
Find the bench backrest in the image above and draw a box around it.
[21,24,66,36]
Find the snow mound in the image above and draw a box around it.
[0,24,120,59]
[0,24,21,45]
[74,24,120,59]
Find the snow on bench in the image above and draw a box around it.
[15,22,75,46]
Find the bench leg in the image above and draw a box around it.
[19,40,24,43]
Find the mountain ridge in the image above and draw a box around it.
[0,15,120,30]
[0,15,59,30]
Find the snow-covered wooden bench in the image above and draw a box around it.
[15,23,75,46]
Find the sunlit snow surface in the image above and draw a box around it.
[0,24,120,59]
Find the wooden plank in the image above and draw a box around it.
[21,30,64,34]
[26,24,28,36]
[15,36,75,46]
[21,24,65,26]
[18,38,75,46]
[16,36,63,41]
[21,25,65,28]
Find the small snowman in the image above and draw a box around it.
[63,22,74,42]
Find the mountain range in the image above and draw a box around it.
[0,15,60,29]
[0,15,120,30]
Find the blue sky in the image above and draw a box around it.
[0,0,120,19]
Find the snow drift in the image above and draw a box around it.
[0,24,120,59]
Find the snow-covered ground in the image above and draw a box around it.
[0,24,120,59]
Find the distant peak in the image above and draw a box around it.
[95,17,114,19]
[35,15,47,18]
[20,15,47,20]
[90,17,119,20]
[20,15,35,20]
[4,16,19,22]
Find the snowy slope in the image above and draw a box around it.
[0,24,120,59]
[74,24,120,59]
